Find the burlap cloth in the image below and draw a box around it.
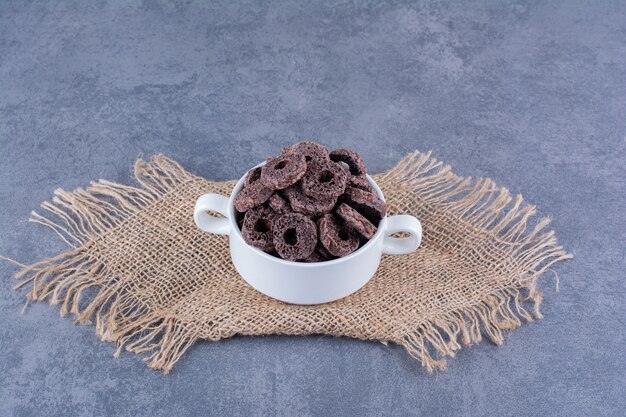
[9,152,571,373]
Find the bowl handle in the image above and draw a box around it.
[194,193,231,235]
[382,215,422,255]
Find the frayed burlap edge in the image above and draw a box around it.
[5,152,572,373]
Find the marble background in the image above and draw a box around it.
[1,1,624,416]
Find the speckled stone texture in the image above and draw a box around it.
[0,1,624,416]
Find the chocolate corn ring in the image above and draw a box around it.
[272,213,318,261]
[300,159,348,201]
[348,175,373,192]
[268,192,291,214]
[233,182,273,212]
[330,149,367,175]
[244,166,262,187]
[235,209,246,229]
[342,186,387,225]
[301,244,336,262]
[260,153,307,190]
[284,184,336,216]
[281,141,330,163]
[336,203,377,239]
[317,214,360,257]
[315,243,336,261]
[301,250,323,263]
[241,205,278,252]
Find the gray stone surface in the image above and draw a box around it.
[1,1,624,416]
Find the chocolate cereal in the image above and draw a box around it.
[272,213,318,261]
[336,203,377,239]
[244,166,262,187]
[284,184,336,216]
[241,205,278,252]
[317,214,360,257]
[260,153,307,190]
[342,186,387,225]
[315,243,336,261]
[330,149,367,175]
[301,159,348,201]
[268,193,291,214]
[234,141,387,261]
[282,141,330,163]
[233,182,273,212]
[348,175,373,192]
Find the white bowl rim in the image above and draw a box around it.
[227,162,388,268]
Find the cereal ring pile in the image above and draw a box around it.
[235,141,387,262]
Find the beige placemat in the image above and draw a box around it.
[8,152,571,373]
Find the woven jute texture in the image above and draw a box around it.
[9,152,571,373]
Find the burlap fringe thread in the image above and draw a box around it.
[8,152,572,373]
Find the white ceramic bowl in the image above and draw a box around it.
[194,164,422,305]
